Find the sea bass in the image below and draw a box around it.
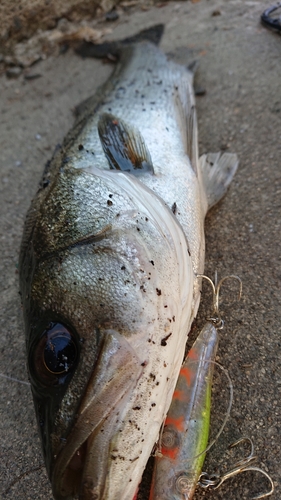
[19,40,238,500]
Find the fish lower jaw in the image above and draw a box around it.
[51,439,93,500]
[52,435,153,500]
[52,399,166,500]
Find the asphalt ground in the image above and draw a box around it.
[0,0,280,498]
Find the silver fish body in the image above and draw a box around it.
[19,41,238,500]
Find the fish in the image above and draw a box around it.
[19,36,238,500]
[149,321,219,500]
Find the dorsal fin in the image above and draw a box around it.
[98,113,154,175]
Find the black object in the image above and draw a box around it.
[261,3,281,33]
[105,8,119,22]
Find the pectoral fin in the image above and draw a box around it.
[98,112,154,175]
[199,151,239,210]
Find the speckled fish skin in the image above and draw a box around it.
[19,41,238,500]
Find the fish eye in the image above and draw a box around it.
[32,323,78,386]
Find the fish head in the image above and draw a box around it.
[20,163,193,499]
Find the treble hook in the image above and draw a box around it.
[199,437,274,499]
[197,272,242,329]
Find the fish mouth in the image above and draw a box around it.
[52,424,114,500]
[52,330,143,500]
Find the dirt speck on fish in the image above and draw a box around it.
[19,37,238,500]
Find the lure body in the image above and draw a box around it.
[150,322,219,500]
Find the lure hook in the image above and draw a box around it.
[197,272,242,329]
[199,437,274,499]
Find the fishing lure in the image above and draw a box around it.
[149,320,219,500]
[149,274,241,500]
[150,274,274,499]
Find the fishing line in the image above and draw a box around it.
[0,372,30,386]
[4,465,45,495]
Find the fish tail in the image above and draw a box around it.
[75,24,165,59]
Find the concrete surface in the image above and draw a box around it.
[0,0,280,499]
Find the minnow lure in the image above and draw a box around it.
[150,274,274,500]
[149,320,219,500]
[149,274,242,500]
